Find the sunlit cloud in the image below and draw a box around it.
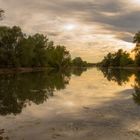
[0,0,139,62]
[63,23,77,31]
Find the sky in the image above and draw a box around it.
[0,0,140,62]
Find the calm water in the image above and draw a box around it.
[0,68,140,140]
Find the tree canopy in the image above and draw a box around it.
[0,26,72,69]
[100,49,134,67]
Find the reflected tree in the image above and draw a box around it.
[99,68,140,105]
[99,67,140,105]
[99,49,134,67]
[0,66,88,116]
[99,68,133,86]
[72,67,87,76]
[133,86,140,105]
[0,70,71,116]
[133,72,140,105]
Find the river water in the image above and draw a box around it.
[0,68,140,140]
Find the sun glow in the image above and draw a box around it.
[63,24,77,31]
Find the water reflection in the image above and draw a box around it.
[132,72,140,105]
[0,68,86,116]
[1,68,140,140]
[99,68,140,106]
[72,67,87,76]
[99,68,133,86]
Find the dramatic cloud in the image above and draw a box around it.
[0,0,139,62]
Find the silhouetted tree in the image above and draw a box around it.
[0,70,71,116]
[72,57,88,67]
[100,49,133,67]
[99,68,133,86]
[46,45,71,69]
[132,72,140,105]
[133,31,140,53]
[0,26,72,69]
[0,26,24,67]
[133,32,140,66]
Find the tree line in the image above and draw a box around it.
[0,26,90,69]
[0,26,71,69]
[0,10,91,69]
[99,31,140,67]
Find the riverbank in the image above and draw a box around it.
[98,66,140,70]
[0,66,93,75]
[0,66,140,75]
[0,67,52,74]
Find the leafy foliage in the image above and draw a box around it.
[72,57,88,67]
[0,26,72,69]
[133,31,140,66]
[99,68,133,86]
[100,49,134,67]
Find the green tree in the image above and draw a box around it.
[0,26,24,67]
[46,45,71,69]
[133,31,140,53]
[100,49,133,67]
[0,25,79,69]
[118,50,133,67]
[31,34,48,67]
[18,36,35,67]
[133,32,140,66]
[101,53,113,67]
[72,57,87,67]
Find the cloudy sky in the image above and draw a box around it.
[0,0,140,62]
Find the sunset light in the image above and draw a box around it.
[63,23,77,31]
[0,0,140,140]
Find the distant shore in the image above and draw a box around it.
[1,66,140,75]
[98,66,140,70]
[0,66,90,74]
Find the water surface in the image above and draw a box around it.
[0,68,140,140]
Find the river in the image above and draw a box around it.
[0,68,140,140]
